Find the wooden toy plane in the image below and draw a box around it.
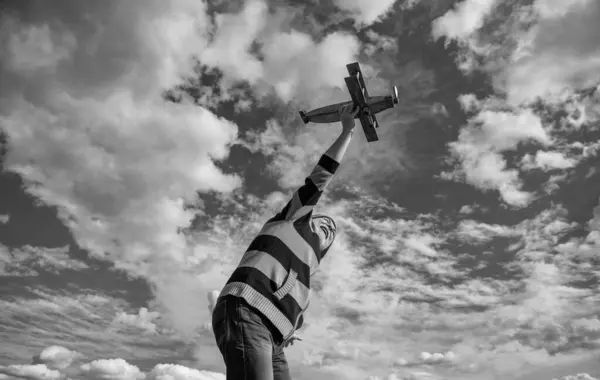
[299,62,398,142]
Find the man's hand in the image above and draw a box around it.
[339,104,359,135]
[283,334,302,348]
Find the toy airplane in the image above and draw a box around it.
[299,62,399,142]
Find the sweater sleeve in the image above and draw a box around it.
[268,154,340,223]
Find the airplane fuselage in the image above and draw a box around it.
[300,95,395,124]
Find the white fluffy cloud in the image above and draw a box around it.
[332,0,397,26]
[0,364,61,380]
[418,351,455,365]
[197,0,362,104]
[80,359,145,380]
[392,351,457,368]
[0,214,10,224]
[553,374,599,380]
[113,307,160,335]
[146,364,225,380]
[504,0,600,104]
[444,104,551,206]
[259,30,361,103]
[33,345,79,370]
[207,290,219,313]
[198,0,266,85]
[433,0,600,105]
[0,0,242,337]
[2,341,230,380]
[521,150,577,171]
[432,0,500,41]
[363,30,398,56]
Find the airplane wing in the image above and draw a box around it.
[346,62,369,98]
[345,71,379,142]
[344,76,363,107]
[359,112,378,142]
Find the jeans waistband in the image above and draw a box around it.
[219,294,284,344]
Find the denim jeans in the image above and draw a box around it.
[212,295,292,380]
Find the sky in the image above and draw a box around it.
[0,0,599,379]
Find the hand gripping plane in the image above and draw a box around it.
[299,62,399,142]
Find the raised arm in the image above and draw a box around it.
[324,104,358,162]
[269,104,358,223]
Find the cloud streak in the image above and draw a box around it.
[0,244,88,276]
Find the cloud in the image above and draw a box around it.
[429,12,600,374]
[521,151,578,171]
[553,374,599,380]
[0,287,191,370]
[207,290,219,313]
[443,103,551,207]
[483,254,599,356]
[112,307,160,335]
[432,0,500,42]
[258,29,360,103]
[239,119,329,189]
[590,196,600,233]
[418,351,455,365]
[504,0,600,104]
[198,0,266,86]
[391,351,457,369]
[0,0,242,338]
[195,0,362,104]
[389,206,600,376]
[331,0,397,27]
[80,359,145,380]
[363,30,398,57]
[454,219,519,244]
[0,214,10,224]
[146,364,225,380]
[457,204,488,215]
[367,373,443,380]
[0,244,88,276]
[0,364,62,380]
[434,0,600,105]
[459,205,475,214]
[2,18,77,75]
[32,346,79,370]
[2,344,228,380]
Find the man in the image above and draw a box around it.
[212,103,359,380]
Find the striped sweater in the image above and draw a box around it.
[218,154,340,342]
